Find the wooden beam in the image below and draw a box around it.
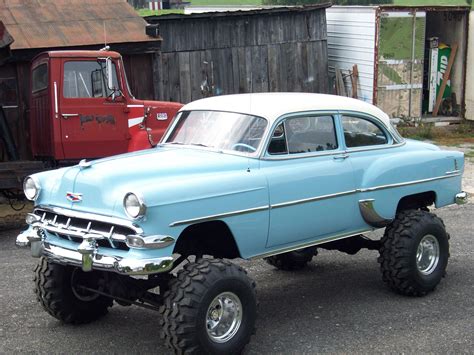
[433,43,458,117]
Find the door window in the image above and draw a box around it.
[63,61,120,98]
[268,115,338,155]
[342,116,388,148]
[32,64,48,93]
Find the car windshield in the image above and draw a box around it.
[164,111,268,156]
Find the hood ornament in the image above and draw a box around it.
[66,192,83,203]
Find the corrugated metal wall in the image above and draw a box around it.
[148,8,329,104]
[467,11,474,121]
[326,7,376,104]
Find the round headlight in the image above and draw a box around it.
[24,176,40,201]
[123,192,146,219]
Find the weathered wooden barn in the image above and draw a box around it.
[146,4,330,103]
[0,0,161,161]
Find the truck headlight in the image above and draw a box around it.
[24,176,40,201]
[123,192,146,219]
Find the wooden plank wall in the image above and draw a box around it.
[152,9,329,103]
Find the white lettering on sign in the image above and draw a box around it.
[157,113,168,121]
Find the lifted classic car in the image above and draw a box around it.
[17,93,467,354]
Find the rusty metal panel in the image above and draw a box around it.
[0,0,160,50]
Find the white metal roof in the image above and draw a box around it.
[181,93,391,127]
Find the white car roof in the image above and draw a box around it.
[181,93,391,127]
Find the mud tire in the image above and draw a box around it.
[159,258,257,355]
[378,210,449,296]
[33,257,112,324]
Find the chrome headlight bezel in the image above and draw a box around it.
[123,192,147,219]
[23,176,41,201]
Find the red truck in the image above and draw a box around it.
[0,49,182,200]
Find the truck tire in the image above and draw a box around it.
[378,210,449,296]
[34,257,112,324]
[265,247,317,271]
[160,258,257,355]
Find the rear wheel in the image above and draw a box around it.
[378,210,449,296]
[34,257,112,324]
[265,247,317,271]
[160,258,257,354]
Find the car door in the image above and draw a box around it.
[261,113,358,248]
[59,59,129,159]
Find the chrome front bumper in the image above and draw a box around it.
[16,227,174,275]
[16,208,175,276]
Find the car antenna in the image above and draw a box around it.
[100,21,110,51]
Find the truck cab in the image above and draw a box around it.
[29,50,182,161]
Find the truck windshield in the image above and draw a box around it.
[164,111,268,156]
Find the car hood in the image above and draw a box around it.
[37,146,253,216]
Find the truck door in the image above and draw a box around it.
[59,59,129,159]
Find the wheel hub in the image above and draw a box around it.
[206,291,242,343]
[416,234,440,275]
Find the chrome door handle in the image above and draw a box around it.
[61,113,79,119]
[333,154,349,160]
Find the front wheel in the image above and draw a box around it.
[378,210,450,296]
[160,258,257,354]
[34,257,112,324]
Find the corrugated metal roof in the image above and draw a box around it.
[147,3,332,22]
[0,0,160,50]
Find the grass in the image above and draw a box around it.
[190,0,263,4]
[465,150,474,159]
[138,9,184,16]
[393,0,470,5]
[397,121,474,146]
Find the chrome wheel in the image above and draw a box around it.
[416,234,440,275]
[206,291,243,343]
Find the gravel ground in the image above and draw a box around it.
[0,203,472,354]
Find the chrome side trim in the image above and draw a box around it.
[358,199,392,228]
[168,173,461,227]
[445,170,461,175]
[250,228,373,260]
[169,205,269,227]
[358,173,462,193]
[36,205,142,234]
[271,190,356,209]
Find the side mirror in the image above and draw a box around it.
[106,57,114,90]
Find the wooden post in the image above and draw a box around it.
[433,43,458,117]
[351,64,359,99]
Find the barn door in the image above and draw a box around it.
[376,11,426,119]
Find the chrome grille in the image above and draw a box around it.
[34,208,134,251]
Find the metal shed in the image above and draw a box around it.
[146,4,330,103]
[326,5,470,120]
[0,0,161,161]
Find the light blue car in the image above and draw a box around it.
[17,93,467,354]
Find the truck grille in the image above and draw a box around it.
[34,208,135,251]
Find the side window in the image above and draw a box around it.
[63,61,120,98]
[268,115,338,155]
[286,116,338,154]
[342,116,388,148]
[268,123,288,155]
[32,64,48,93]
